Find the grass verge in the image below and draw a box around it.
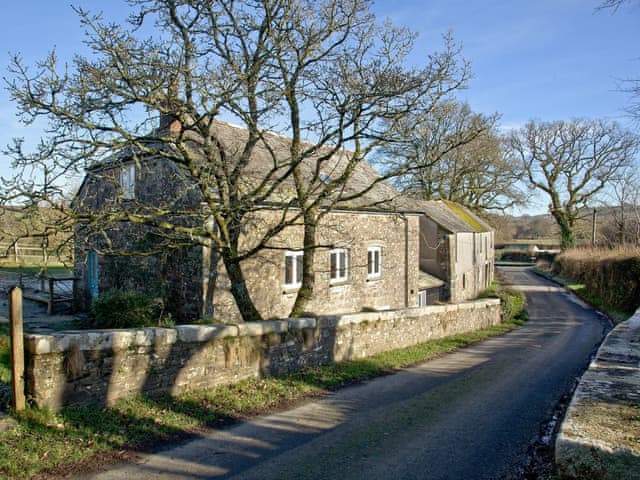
[0,319,523,478]
[0,324,10,384]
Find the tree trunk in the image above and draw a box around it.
[289,210,318,317]
[222,253,263,322]
[552,210,576,250]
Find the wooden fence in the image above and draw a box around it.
[0,241,72,265]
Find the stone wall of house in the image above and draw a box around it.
[209,210,421,322]
[451,231,494,303]
[24,299,500,410]
[74,156,422,324]
[73,157,205,319]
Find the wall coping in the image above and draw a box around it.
[24,298,500,355]
[555,308,640,479]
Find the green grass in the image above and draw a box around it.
[0,324,10,384]
[0,319,524,478]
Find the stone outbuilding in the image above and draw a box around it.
[413,200,494,302]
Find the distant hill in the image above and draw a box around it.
[485,204,639,247]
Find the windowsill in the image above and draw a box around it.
[282,285,301,294]
[329,280,350,287]
[366,276,382,283]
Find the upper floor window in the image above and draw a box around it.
[119,163,136,200]
[367,246,382,279]
[329,248,349,283]
[284,251,303,288]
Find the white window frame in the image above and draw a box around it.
[284,250,303,288]
[367,246,382,279]
[329,248,349,283]
[418,290,428,307]
[119,163,136,200]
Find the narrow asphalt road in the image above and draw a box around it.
[82,266,609,480]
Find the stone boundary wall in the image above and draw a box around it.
[555,309,640,480]
[24,299,500,410]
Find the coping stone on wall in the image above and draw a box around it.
[25,328,179,355]
[286,317,317,330]
[555,309,640,480]
[175,324,239,343]
[235,320,288,337]
[315,315,341,329]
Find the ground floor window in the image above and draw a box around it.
[330,248,349,283]
[284,251,303,288]
[418,289,427,307]
[367,246,382,279]
[419,287,444,306]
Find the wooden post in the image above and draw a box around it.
[9,287,26,412]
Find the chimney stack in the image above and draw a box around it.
[159,79,181,136]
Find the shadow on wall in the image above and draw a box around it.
[32,317,344,412]
[24,299,501,412]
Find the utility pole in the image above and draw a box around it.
[591,208,597,247]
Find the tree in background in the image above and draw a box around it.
[606,164,640,245]
[380,101,524,212]
[597,0,640,123]
[508,119,637,249]
[2,0,467,321]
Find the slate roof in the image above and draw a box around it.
[82,119,493,234]
[404,199,492,233]
[418,270,445,289]
[205,121,404,211]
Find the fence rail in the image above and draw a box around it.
[0,242,72,265]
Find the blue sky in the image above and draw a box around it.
[0,0,638,211]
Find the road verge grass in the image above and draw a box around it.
[0,317,524,479]
[0,324,10,385]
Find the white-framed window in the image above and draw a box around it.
[119,163,136,200]
[367,246,382,279]
[284,250,303,288]
[329,248,349,283]
[418,290,427,307]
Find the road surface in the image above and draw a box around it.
[82,266,609,480]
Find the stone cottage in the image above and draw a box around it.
[73,120,493,323]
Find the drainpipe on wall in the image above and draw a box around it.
[400,214,409,308]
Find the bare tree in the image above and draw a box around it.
[508,119,637,249]
[606,163,640,245]
[378,101,523,212]
[2,0,467,321]
[597,0,640,11]
[280,28,469,316]
[596,0,640,123]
